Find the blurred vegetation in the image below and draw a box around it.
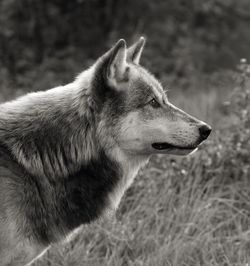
[1,1,250,265]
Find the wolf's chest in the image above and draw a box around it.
[107,160,146,211]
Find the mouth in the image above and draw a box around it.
[151,142,198,155]
[152,142,197,150]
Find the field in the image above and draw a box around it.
[0,63,236,265]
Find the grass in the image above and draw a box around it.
[34,150,250,265]
[3,66,250,266]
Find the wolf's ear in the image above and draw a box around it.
[127,37,146,64]
[106,39,128,89]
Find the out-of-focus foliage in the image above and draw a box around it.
[1,0,250,93]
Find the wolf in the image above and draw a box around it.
[0,37,211,265]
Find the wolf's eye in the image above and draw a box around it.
[149,98,161,108]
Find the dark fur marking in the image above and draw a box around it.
[0,143,121,245]
[59,149,121,231]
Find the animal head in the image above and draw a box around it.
[86,37,211,157]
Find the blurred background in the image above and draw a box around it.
[1,0,250,103]
[1,1,250,265]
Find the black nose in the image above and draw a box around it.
[199,124,212,140]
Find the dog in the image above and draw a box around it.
[0,37,211,265]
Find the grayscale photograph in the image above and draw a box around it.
[0,1,249,265]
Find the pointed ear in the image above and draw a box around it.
[106,39,128,89]
[127,37,146,64]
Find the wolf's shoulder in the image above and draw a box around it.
[0,143,27,181]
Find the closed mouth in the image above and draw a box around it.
[151,142,197,150]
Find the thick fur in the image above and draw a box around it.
[0,37,211,265]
